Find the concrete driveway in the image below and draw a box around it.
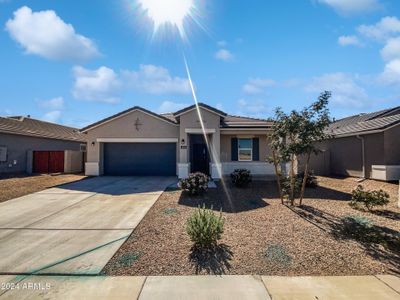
[0,176,176,275]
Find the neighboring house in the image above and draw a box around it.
[308,106,400,181]
[0,116,86,174]
[81,103,274,178]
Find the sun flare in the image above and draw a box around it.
[137,0,195,38]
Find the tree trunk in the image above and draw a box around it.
[272,149,284,204]
[299,152,311,206]
[289,154,296,206]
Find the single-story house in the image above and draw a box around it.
[81,103,274,178]
[0,116,86,174]
[308,106,400,181]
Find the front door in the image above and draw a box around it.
[192,143,209,174]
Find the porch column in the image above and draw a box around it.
[210,132,222,179]
[178,132,190,178]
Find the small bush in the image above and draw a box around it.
[281,176,302,198]
[230,169,252,187]
[164,207,179,215]
[264,244,292,267]
[186,204,224,249]
[350,185,390,211]
[297,170,318,188]
[341,215,374,241]
[179,172,209,195]
[116,252,141,267]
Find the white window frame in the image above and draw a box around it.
[238,138,253,161]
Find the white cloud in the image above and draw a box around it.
[122,64,190,95]
[157,101,189,113]
[338,35,363,47]
[42,110,61,123]
[72,66,121,103]
[37,97,64,110]
[242,78,276,94]
[318,0,381,15]
[5,6,100,61]
[72,64,190,103]
[215,49,234,61]
[236,99,271,118]
[380,59,400,85]
[381,37,400,62]
[357,16,400,41]
[306,73,370,108]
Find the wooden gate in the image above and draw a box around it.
[33,151,65,174]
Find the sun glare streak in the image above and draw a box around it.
[133,0,232,208]
[183,54,234,209]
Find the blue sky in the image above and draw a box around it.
[1,0,400,128]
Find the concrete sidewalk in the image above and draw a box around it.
[0,275,399,299]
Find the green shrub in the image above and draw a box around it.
[230,169,252,187]
[281,176,302,198]
[341,215,374,240]
[264,244,292,267]
[186,204,224,249]
[297,170,318,188]
[350,185,390,211]
[179,172,209,195]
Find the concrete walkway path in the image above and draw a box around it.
[0,275,399,299]
[0,176,176,275]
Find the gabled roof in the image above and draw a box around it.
[221,115,272,128]
[173,103,227,117]
[81,103,272,132]
[80,106,178,132]
[0,116,85,142]
[328,106,400,137]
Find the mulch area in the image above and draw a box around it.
[0,173,87,203]
[102,176,400,276]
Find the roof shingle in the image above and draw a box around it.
[328,106,400,136]
[0,116,85,142]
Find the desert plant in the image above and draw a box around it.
[297,170,318,188]
[186,204,224,249]
[264,244,292,267]
[230,169,252,187]
[268,91,331,206]
[341,215,374,240]
[350,185,390,211]
[179,172,209,195]
[281,176,302,198]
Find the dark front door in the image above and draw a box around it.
[192,143,209,174]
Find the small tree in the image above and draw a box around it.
[269,91,331,206]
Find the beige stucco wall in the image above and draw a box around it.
[307,133,385,178]
[84,110,179,173]
[384,124,400,165]
[64,150,83,173]
[220,133,271,162]
[178,108,221,163]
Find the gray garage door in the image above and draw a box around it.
[103,143,176,176]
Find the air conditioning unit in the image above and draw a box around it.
[371,165,400,181]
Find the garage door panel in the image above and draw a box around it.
[104,143,176,176]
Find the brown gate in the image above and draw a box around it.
[33,151,64,174]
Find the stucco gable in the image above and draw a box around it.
[81,106,177,133]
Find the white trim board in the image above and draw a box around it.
[185,128,216,134]
[174,106,226,118]
[96,138,178,143]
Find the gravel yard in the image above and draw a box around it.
[103,176,400,276]
[0,173,87,203]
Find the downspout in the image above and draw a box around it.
[356,135,366,180]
